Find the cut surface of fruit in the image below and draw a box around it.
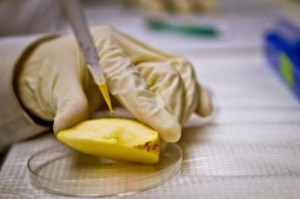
[57,118,160,164]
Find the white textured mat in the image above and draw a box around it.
[1,54,300,198]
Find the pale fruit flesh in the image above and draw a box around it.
[57,118,160,164]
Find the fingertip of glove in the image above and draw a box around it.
[158,120,182,143]
[196,88,213,117]
[53,98,89,136]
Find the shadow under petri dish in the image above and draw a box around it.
[27,143,182,197]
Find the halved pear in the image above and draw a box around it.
[57,118,160,164]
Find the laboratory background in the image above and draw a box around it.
[1,0,300,198]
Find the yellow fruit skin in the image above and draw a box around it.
[57,118,160,164]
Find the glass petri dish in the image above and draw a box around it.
[27,143,182,197]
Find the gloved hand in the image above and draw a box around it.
[129,0,217,15]
[17,26,212,143]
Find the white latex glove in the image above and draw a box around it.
[18,26,212,143]
[130,0,217,15]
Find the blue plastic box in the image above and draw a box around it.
[264,18,300,101]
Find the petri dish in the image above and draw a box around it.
[27,143,182,197]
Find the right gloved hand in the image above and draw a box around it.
[129,0,217,15]
[18,25,213,143]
